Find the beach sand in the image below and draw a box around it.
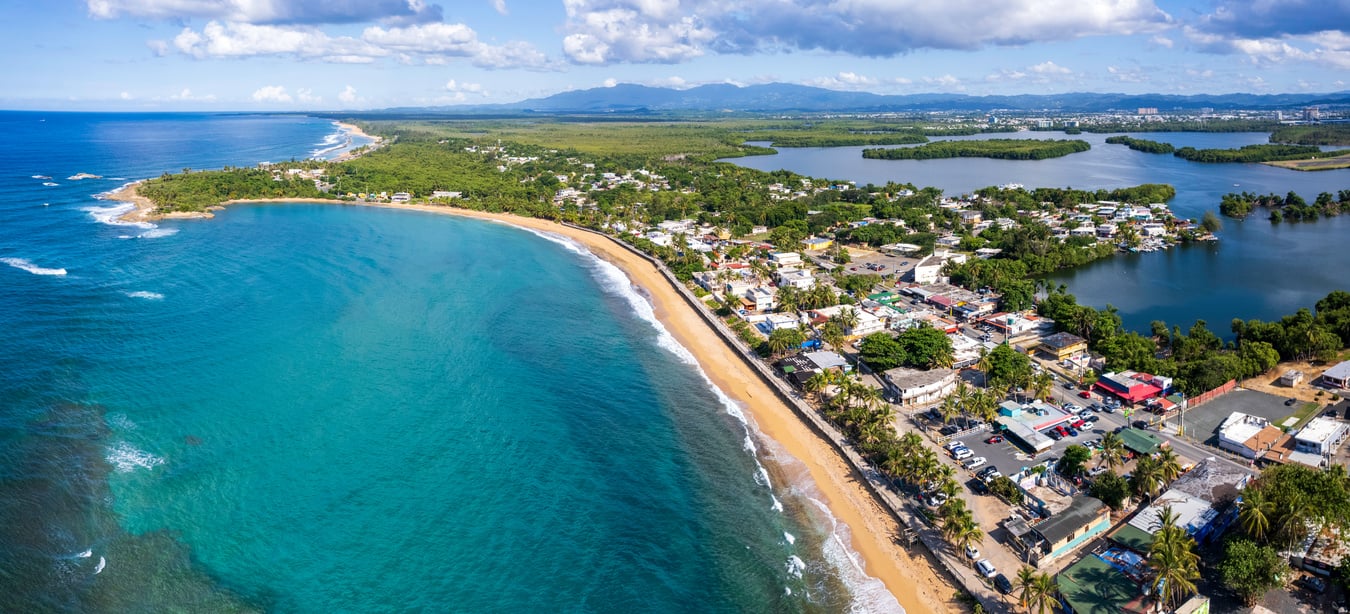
[108,193,960,613]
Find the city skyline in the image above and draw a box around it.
[3,0,1348,111]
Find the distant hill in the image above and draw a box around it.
[379,83,1350,116]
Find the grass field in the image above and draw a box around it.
[1263,152,1350,171]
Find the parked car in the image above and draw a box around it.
[977,466,1000,480]
[1301,575,1328,593]
[968,478,990,495]
[925,493,949,507]
[982,470,1003,483]
[1067,427,1080,437]
[953,448,975,461]
[1063,382,1074,389]
[944,440,966,451]
[964,457,988,470]
[1047,430,1064,441]
[993,573,1013,594]
[985,435,1004,444]
[975,559,997,578]
[939,425,961,436]
[1132,420,1150,430]
[1285,398,1299,407]
[964,544,980,559]
[1089,466,1109,477]
[1082,416,1099,428]
[1078,390,1092,399]
[1103,405,1117,414]
[1069,418,1086,429]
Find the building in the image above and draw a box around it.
[801,237,833,251]
[881,367,958,406]
[1057,554,1152,614]
[777,269,816,290]
[390,192,411,203]
[1295,417,1349,457]
[1037,332,1087,361]
[804,351,850,372]
[1323,361,1350,389]
[746,287,775,312]
[1116,427,1165,456]
[1217,412,1286,460]
[1279,369,1305,386]
[996,400,1073,452]
[1111,458,1253,552]
[1029,496,1111,563]
[769,252,802,267]
[912,250,968,285]
[1094,371,1168,404]
[763,313,800,332]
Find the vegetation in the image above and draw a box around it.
[1057,445,1092,477]
[1216,537,1286,606]
[1079,119,1278,134]
[138,167,325,212]
[862,139,1091,161]
[857,325,955,372]
[1088,470,1131,510]
[1014,566,1058,614]
[1218,189,1349,220]
[1174,143,1345,163]
[1104,135,1175,154]
[1148,505,1202,610]
[1270,123,1350,146]
[1239,463,1350,547]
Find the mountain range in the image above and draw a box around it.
[391,83,1350,115]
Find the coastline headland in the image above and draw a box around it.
[105,189,961,614]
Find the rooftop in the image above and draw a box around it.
[1166,457,1253,505]
[1057,554,1149,614]
[882,367,955,390]
[1040,331,1087,350]
[1323,360,1350,381]
[1128,488,1217,538]
[1116,428,1164,455]
[1297,416,1345,446]
[1034,496,1106,545]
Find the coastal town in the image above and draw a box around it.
[114,127,1350,614]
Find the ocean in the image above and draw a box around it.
[0,112,896,612]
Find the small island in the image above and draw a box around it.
[1104,135,1350,170]
[861,138,1091,161]
[1104,135,1175,154]
[1219,190,1350,221]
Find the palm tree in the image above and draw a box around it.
[938,396,960,427]
[1149,505,1201,609]
[1239,488,1272,542]
[954,380,972,420]
[1131,456,1163,502]
[1155,448,1183,484]
[819,322,845,351]
[1015,565,1038,611]
[1027,573,1058,614]
[804,371,835,404]
[833,306,861,333]
[1275,491,1310,549]
[1031,371,1054,402]
[976,346,993,378]
[953,520,984,563]
[1097,431,1125,470]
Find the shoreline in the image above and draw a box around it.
[333,122,382,161]
[103,193,957,613]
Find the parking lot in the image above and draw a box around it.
[939,402,1115,484]
[1176,389,1314,446]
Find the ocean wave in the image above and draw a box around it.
[807,497,905,614]
[2,257,67,276]
[94,556,106,575]
[784,532,796,545]
[83,203,177,238]
[311,123,353,158]
[124,291,165,300]
[106,441,165,473]
[107,412,139,430]
[137,227,179,239]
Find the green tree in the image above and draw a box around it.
[859,333,907,371]
[1200,209,1223,233]
[1088,470,1131,510]
[1057,445,1092,477]
[1217,538,1286,606]
[766,327,805,357]
[1239,489,1273,542]
[895,324,956,369]
[984,343,1033,389]
[1149,505,1202,609]
[1097,431,1125,470]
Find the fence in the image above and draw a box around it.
[1186,379,1236,408]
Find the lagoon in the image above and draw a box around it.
[725,132,1350,333]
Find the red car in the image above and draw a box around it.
[985,435,1004,444]
[1069,419,1086,430]
[1078,390,1092,399]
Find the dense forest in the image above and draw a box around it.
[1269,124,1350,146]
[861,139,1091,161]
[1079,120,1278,133]
[138,167,325,212]
[1173,143,1336,163]
[1104,136,1176,154]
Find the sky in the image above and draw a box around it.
[2,0,1347,111]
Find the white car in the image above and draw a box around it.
[964,544,980,559]
[944,440,966,451]
[976,559,997,578]
[953,448,975,461]
[963,456,988,470]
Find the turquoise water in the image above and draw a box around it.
[0,113,894,612]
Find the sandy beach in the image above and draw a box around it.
[334,122,382,161]
[107,191,960,613]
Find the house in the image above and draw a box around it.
[1112,458,1253,552]
[1069,224,1097,237]
[881,367,958,406]
[1037,332,1087,361]
[804,351,850,372]
[912,250,967,285]
[431,190,462,199]
[801,237,833,251]
[764,313,800,331]
[958,210,983,225]
[746,287,775,312]
[777,269,816,290]
[1217,412,1286,459]
[769,252,802,267]
[974,247,1002,259]
[1116,427,1165,456]
[390,192,411,203]
[1093,371,1167,404]
[1323,361,1350,389]
[1029,496,1111,563]
[1295,417,1349,457]
[1279,369,1304,386]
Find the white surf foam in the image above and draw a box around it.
[2,257,67,276]
[74,548,92,559]
[805,497,905,614]
[136,228,179,239]
[311,123,353,158]
[786,555,807,579]
[124,291,164,300]
[106,442,164,473]
[107,412,139,430]
[93,556,105,574]
[784,532,796,545]
[43,182,59,186]
[84,202,176,238]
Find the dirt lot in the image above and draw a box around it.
[1264,152,1350,171]
[1242,359,1346,405]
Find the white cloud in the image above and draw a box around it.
[173,21,384,62]
[168,88,216,101]
[602,77,618,87]
[986,61,1074,84]
[87,0,443,25]
[560,0,1172,64]
[1150,35,1174,48]
[296,88,321,103]
[1186,26,1350,70]
[251,85,293,103]
[147,39,169,56]
[445,79,488,96]
[338,85,358,103]
[119,91,132,100]
[1029,61,1071,75]
[922,74,963,89]
[1106,65,1149,83]
[490,0,508,15]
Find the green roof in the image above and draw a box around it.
[1058,555,1144,614]
[1117,428,1164,455]
[867,291,901,304]
[1110,523,1155,553]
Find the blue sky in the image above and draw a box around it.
[2,0,1347,110]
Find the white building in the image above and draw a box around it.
[912,250,968,285]
[1322,361,1350,389]
[882,367,958,406]
[645,232,673,247]
[777,269,816,290]
[770,252,802,267]
[390,192,411,203]
[764,313,801,331]
[1217,413,1285,459]
[747,287,775,311]
[1295,417,1349,456]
